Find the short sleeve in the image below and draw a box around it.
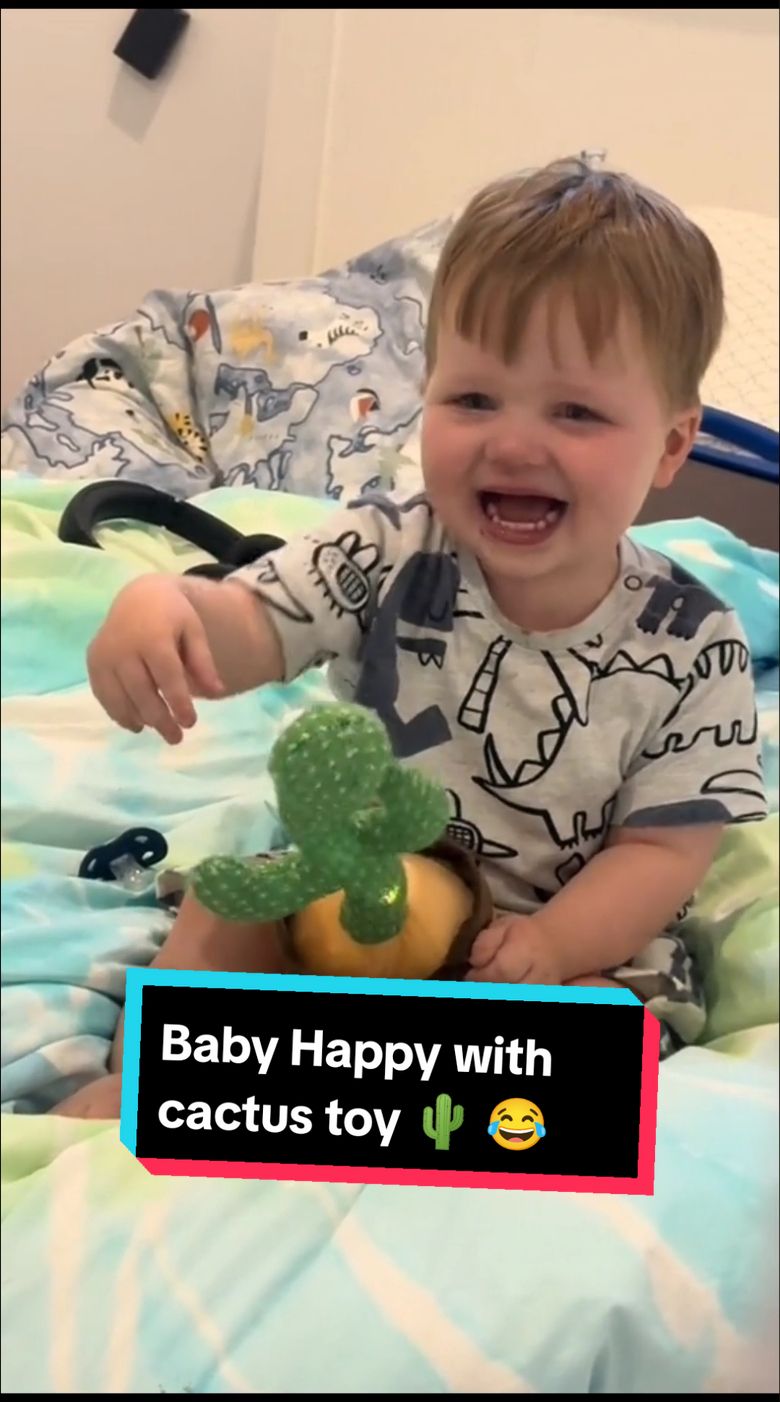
[613,614,768,830]
[227,494,427,682]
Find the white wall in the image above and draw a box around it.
[3,7,777,410]
[254,7,779,279]
[0,7,276,408]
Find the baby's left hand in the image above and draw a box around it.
[466,914,563,984]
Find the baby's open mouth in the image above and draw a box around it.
[478,491,567,541]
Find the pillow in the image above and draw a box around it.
[0,216,452,505]
[187,214,453,501]
[0,322,218,500]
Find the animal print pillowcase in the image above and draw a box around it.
[186,215,452,501]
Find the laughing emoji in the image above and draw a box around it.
[488,1098,545,1151]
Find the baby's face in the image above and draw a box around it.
[421,293,699,628]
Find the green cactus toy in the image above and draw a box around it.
[422,1093,464,1151]
[192,702,452,945]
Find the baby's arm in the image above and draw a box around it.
[470,608,767,986]
[88,496,409,743]
[88,573,285,744]
[540,824,725,979]
[468,825,724,984]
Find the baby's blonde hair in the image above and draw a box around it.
[425,157,724,409]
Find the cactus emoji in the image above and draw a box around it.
[192,702,451,945]
[422,1093,464,1151]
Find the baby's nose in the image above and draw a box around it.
[483,410,548,466]
[485,431,548,472]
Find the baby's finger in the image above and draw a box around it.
[467,944,533,984]
[181,617,224,699]
[145,644,197,730]
[92,671,144,734]
[118,659,184,745]
[469,920,511,967]
[466,959,505,983]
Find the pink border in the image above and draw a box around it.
[139,1008,659,1197]
[636,1007,660,1188]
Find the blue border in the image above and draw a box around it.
[118,968,640,1158]
[119,970,146,1155]
[123,967,640,1001]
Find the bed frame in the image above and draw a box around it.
[636,408,780,551]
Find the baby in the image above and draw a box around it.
[55,156,767,1118]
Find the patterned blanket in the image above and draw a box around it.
[1,480,778,1392]
[0,220,447,503]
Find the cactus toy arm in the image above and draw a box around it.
[192,702,451,946]
[193,852,330,924]
[355,765,451,852]
[195,849,412,944]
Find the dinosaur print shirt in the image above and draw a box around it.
[232,492,767,916]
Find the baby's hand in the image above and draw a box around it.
[466,913,563,985]
[87,575,224,744]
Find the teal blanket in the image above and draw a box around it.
[2,482,778,1392]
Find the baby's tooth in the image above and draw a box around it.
[487,502,564,532]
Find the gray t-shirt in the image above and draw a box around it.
[232,491,767,915]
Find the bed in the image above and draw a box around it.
[1,196,778,1393]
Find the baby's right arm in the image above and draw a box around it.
[87,573,284,744]
[88,494,430,744]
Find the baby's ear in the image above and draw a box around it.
[653,406,702,489]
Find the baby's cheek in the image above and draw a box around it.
[421,410,472,471]
[422,460,465,517]
[420,425,451,481]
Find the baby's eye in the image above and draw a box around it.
[450,392,497,412]
[555,402,604,423]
